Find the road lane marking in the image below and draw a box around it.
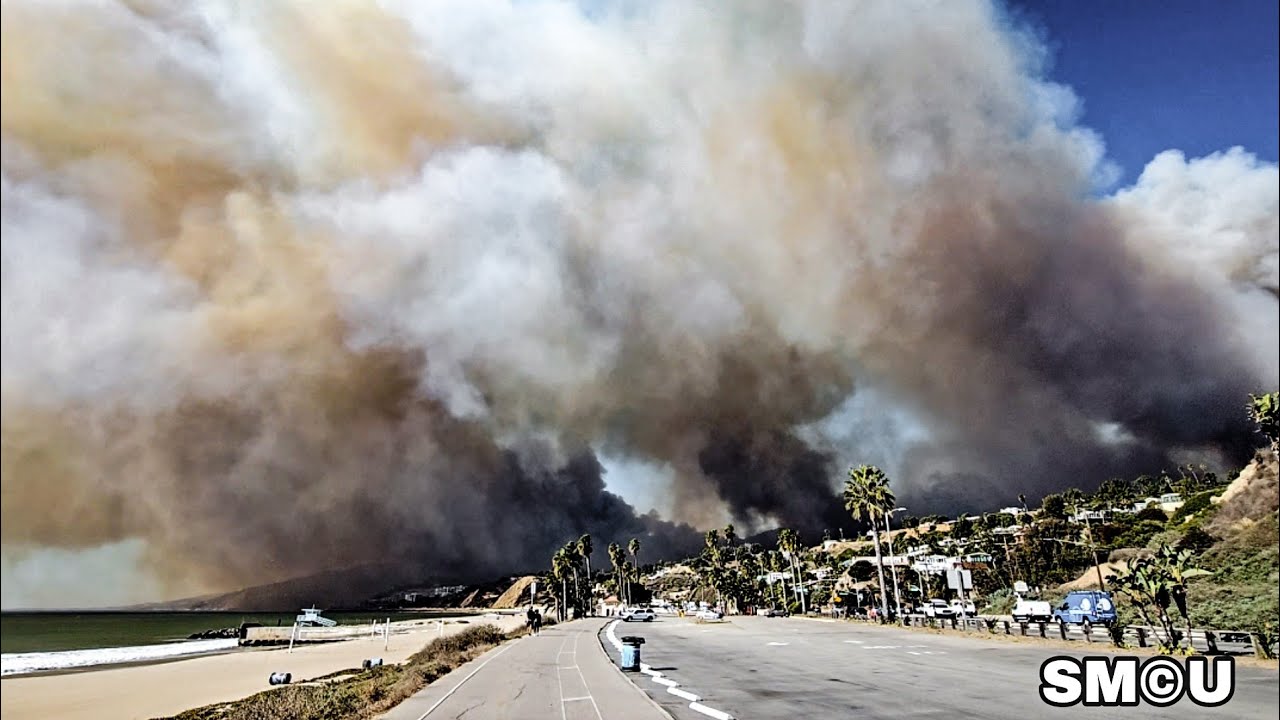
[766,641,789,646]
[562,696,591,702]
[843,640,863,644]
[605,621,623,651]
[414,640,518,720]
[668,687,702,701]
[689,701,736,720]
[569,627,605,720]
[603,619,736,720]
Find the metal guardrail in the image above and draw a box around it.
[892,614,1276,657]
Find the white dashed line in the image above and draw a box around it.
[690,701,736,720]
[767,641,789,646]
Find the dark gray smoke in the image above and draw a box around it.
[2,0,1276,606]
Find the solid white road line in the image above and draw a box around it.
[569,627,606,720]
[605,620,623,651]
[415,640,519,720]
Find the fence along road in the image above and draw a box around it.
[899,614,1274,655]
[598,615,1278,720]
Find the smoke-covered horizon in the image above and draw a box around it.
[2,0,1276,608]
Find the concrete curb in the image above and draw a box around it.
[594,621,678,720]
[602,620,735,720]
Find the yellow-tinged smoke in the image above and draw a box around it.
[2,0,1276,606]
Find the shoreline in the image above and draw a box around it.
[0,613,527,720]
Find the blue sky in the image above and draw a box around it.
[1007,0,1279,185]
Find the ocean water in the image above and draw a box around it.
[0,611,450,676]
[1,638,240,676]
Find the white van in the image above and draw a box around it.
[1012,599,1052,623]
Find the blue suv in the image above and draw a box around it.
[1052,590,1117,628]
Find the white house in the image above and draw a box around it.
[1159,493,1185,513]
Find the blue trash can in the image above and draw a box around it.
[620,636,645,672]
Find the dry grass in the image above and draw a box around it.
[160,624,526,720]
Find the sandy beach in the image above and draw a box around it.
[0,614,527,720]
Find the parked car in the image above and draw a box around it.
[923,599,958,619]
[949,599,977,617]
[1012,599,1053,623]
[620,607,656,622]
[1052,590,1117,628]
[696,608,724,621]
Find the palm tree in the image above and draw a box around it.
[627,537,641,605]
[552,547,571,621]
[844,465,895,621]
[562,541,583,618]
[577,534,594,612]
[607,542,624,601]
[777,528,807,614]
[723,524,738,547]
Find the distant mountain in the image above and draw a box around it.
[128,563,444,611]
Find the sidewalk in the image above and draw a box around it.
[382,619,670,720]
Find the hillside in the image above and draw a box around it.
[1189,450,1279,632]
[132,564,451,611]
[491,576,538,609]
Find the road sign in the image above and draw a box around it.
[946,569,973,591]
[1014,580,1029,593]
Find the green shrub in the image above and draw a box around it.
[1116,520,1166,549]
[982,589,1016,615]
[1176,526,1216,552]
[1169,491,1215,525]
[1146,530,1182,551]
[165,624,517,720]
[1135,506,1168,522]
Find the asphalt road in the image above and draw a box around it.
[600,615,1278,720]
[382,619,667,720]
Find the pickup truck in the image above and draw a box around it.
[923,599,958,619]
[1012,599,1053,623]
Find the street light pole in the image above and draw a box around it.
[885,507,907,617]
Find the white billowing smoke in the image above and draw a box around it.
[1110,149,1280,381]
[1,0,1276,607]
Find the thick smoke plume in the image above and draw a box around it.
[2,0,1276,606]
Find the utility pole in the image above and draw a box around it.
[1072,504,1108,591]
